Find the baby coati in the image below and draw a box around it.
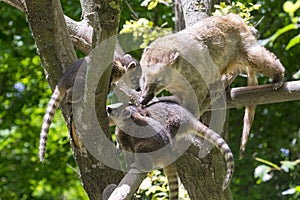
[107,100,234,198]
[39,55,139,162]
[138,14,285,158]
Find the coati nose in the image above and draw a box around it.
[106,103,124,115]
[139,83,156,105]
[106,106,112,114]
[139,92,154,105]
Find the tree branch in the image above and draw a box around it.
[22,0,77,87]
[180,0,230,26]
[106,169,147,200]
[64,15,124,56]
[180,0,210,26]
[174,0,185,31]
[208,81,300,110]
[64,15,93,54]
[2,0,25,11]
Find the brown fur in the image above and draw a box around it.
[139,14,285,158]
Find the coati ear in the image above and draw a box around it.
[249,26,258,37]
[123,54,132,58]
[143,47,150,53]
[127,61,137,70]
[169,51,180,65]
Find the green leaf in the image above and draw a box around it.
[283,0,300,15]
[286,33,300,50]
[283,1,295,14]
[269,23,298,43]
[148,0,159,10]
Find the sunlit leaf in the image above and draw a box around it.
[281,187,296,195]
[283,1,296,14]
[286,33,300,50]
[268,23,298,43]
[283,0,300,16]
[148,0,158,10]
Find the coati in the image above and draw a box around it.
[39,55,139,162]
[138,14,285,158]
[107,100,234,197]
[108,102,179,199]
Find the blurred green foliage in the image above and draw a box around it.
[214,1,261,23]
[0,0,299,199]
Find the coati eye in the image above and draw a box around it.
[107,107,113,114]
[155,77,163,84]
[123,107,132,119]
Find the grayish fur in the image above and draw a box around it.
[107,100,234,193]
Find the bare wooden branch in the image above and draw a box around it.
[80,0,94,20]
[180,0,232,27]
[107,169,147,200]
[174,0,185,31]
[22,0,77,87]
[208,81,300,110]
[64,15,124,56]
[64,16,93,54]
[181,0,210,26]
[2,0,25,11]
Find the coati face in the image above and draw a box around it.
[139,47,180,105]
[107,103,130,126]
[107,103,164,139]
[111,54,140,86]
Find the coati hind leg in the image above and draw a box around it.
[240,69,257,159]
[239,45,285,158]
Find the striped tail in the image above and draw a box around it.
[164,163,178,200]
[39,86,64,162]
[196,122,234,190]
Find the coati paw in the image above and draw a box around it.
[272,74,284,90]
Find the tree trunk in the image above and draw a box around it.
[20,0,124,199]
[174,1,233,199]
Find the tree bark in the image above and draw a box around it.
[208,81,300,110]
[18,0,124,199]
[174,1,233,199]
[71,0,124,199]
